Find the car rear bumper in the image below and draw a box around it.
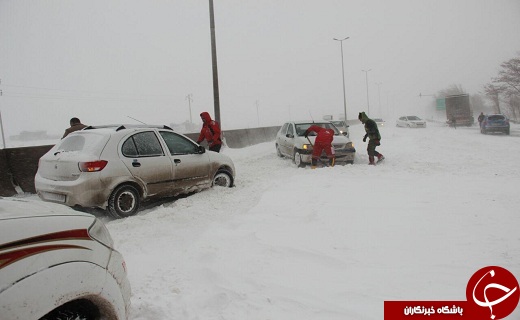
[483,125,509,131]
[35,174,110,209]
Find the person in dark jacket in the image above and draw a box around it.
[62,117,87,139]
[196,112,222,152]
[478,112,485,128]
[358,112,384,165]
[304,124,335,169]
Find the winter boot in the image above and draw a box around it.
[368,156,376,165]
[376,154,385,162]
[311,158,318,169]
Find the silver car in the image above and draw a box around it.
[396,116,427,128]
[275,121,356,167]
[0,197,130,320]
[35,125,236,218]
[330,120,350,136]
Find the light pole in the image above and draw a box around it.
[185,94,193,125]
[208,0,221,126]
[362,69,372,116]
[375,82,382,117]
[333,37,349,121]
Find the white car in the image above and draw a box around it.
[0,197,130,320]
[396,116,427,128]
[329,120,350,136]
[373,118,385,127]
[275,121,356,167]
[35,124,236,218]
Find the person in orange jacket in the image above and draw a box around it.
[304,124,335,169]
[196,112,222,152]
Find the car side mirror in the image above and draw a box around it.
[197,145,206,154]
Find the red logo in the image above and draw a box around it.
[466,266,519,319]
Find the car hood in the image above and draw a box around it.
[0,197,92,220]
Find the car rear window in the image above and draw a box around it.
[488,115,505,121]
[56,133,108,153]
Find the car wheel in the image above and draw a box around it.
[276,144,283,157]
[40,300,99,320]
[108,184,140,218]
[213,169,233,187]
[347,160,354,165]
[293,150,306,168]
[506,129,510,135]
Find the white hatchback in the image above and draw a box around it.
[35,125,236,218]
[0,197,130,320]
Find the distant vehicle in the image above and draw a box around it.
[35,124,236,218]
[373,118,385,126]
[329,120,350,136]
[480,114,510,135]
[445,94,474,126]
[275,121,356,167]
[396,116,427,128]
[0,198,130,320]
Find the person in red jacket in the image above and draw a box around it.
[304,124,335,169]
[196,112,222,152]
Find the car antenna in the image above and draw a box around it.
[127,116,147,124]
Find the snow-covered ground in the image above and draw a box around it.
[3,121,520,319]
[111,121,520,319]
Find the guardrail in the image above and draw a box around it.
[0,126,282,196]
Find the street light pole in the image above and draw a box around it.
[185,94,193,125]
[208,0,221,126]
[333,37,349,121]
[362,69,372,116]
[375,82,382,117]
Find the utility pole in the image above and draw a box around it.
[375,82,382,117]
[185,94,193,124]
[333,37,350,121]
[362,69,372,116]
[0,78,5,149]
[208,0,221,126]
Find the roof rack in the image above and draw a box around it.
[83,124,173,131]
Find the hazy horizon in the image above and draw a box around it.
[1,0,519,141]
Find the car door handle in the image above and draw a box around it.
[132,160,141,167]
[174,159,181,165]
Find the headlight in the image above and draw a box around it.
[89,218,114,248]
[302,144,312,150]
[347,142,354,148]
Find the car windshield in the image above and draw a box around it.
[488,115,505,121]
[295,123,340,136]
[330,121,346,127]
[407,116,421,120]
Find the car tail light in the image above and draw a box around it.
[79,160,108,172]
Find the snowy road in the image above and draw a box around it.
[105,121,520,320]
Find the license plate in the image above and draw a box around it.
[40,192,66,203]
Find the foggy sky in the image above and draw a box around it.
[1,0,519,139]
